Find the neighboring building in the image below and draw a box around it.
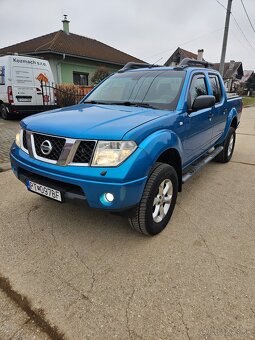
[164,47,204,66]
[212,61,243,92]
[0,16,144,85]
[165,47,244,93]
[239,70,255,95]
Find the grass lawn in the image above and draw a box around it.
[242,96,255,107]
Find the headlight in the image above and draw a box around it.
[15,129,22,148]
[92,141,137,166]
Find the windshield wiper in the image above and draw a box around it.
[83,100,98,104]
[83,100,155,109]
[132,103,155,109]
[83,100,109,105]
[109,101,155,109]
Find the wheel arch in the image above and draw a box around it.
[231,116,238,129]
[138,129,183,191]
[155,148,182,192]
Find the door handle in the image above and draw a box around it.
[208,112,213,121]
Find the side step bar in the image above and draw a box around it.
[182,146,223,183]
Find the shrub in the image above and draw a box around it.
[91,67,110,85]
[55,84,93,107]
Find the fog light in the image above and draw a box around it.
[105,193,114,202]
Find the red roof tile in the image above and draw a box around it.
[0,30,144,65]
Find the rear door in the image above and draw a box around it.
[209,73,226,142]
[183,73,214,163]
[12,66,37,106]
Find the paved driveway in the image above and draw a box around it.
[0,118,19,168]
[0,107,254,339]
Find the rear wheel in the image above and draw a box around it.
[0,104,12,120]
[214,127,236,163]
[129,163,178,236]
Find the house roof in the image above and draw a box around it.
[165,47,198,66]
[213,62,243,79]
[241,70,254,83]
[0,30,144,66]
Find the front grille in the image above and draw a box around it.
[23,130,28,150]
[33,133,66,161]
[73,141,96,163]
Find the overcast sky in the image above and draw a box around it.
[1,0,255,69]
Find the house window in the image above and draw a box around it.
[73,72,89,86]
[0,66,5,85]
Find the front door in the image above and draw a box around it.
[183,73,214,165]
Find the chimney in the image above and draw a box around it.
[229,60,235,70]
[197,49,204,61]
[62,15,70,35]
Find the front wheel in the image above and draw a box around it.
[214,127,236,163]
[129,163,178,236]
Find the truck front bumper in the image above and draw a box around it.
[10,143,150,211]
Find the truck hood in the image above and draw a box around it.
[21,104,167,140]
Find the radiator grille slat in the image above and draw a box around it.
[22,130,28,150]
[33,133,66,161]
[73,141,96,164]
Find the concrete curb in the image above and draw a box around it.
[0,162,11,173]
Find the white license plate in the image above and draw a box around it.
[27,180,62,202]
[17,98,32,102]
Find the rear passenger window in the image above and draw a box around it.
[209,75,222,103]
[188,75,208,109]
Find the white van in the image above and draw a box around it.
[0,55,56,119]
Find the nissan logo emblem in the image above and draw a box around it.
[40,140,53,155]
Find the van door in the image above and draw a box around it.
[12,66,37,106]
[183,73,214,163]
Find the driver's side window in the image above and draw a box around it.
[188,75,208,110]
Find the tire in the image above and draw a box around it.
[214,127,236,163]
[129,162,178,236]
[0,104,12,120]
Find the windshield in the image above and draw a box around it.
[83,69,185,110]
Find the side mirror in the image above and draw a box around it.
[192,95,215,111]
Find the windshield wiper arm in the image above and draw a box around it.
[83,100,109,105]
[132,102,155,109]
[109,101,155,109]
[83,100,155,109]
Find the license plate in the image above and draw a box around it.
[27,180,62,202]
[17,98,32,102]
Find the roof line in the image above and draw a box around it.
[26,50,127,66]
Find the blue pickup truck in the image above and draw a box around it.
[10,59,242,236]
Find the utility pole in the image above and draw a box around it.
[219,0,233,76]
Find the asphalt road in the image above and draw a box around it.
[0,107,255,339]
[0,289,49,339]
